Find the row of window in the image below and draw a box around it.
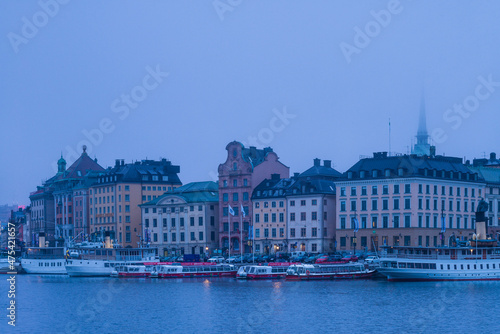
[145,216,215,228]
[222,192,249,202]
[254,227,327,239]
[144,205,212,214]
[339,215,476,230]
[340,185,479,197]
[340,198,478,212]
[255,200,285,208]
[222,179,249,187]
[141,186,172,192]
[155,231,216,243]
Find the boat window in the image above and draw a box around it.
[398,263,406,268]
[480,264,483,269]
[447,265,450,270]
[461,265,464,270]
[440,264,443,270]
[430,264,436,269]
[415,263,422,269]
[493,264,496,269]
[390,262,397,268]
[467,265,470,270]
[407,263,415,269]
[487,264,490,269]
[454,265,457,270]
[422,263,430,269]
[45,263,49,267]
[474,265,477,270]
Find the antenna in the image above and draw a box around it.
[388,118,392,157]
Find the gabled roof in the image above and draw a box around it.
[285,178,336,196]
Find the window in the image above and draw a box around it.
[172,233,176,242]
[372,186,378,195]
[199,217,203,226]
[393,216,399,228]
[171,218,176,228]
[279,213,284,222]
[163,233,168,242]
[405,215,411,228]
[351,187,357,196]
[290,213,295,221]
[272,201,276,208]
[383,185,389,195]
[340,187,346,196]
[393,198,399,210]
[181,233,185,242]
[300,200,306,206]
[361,186,367,196]
[405,184,411,194]
[255,202,260,208]
[264,214,269,223]
[300,212,306,221]
[340,217,346,229]
[351,200,357,211]
[340,201,346,212]
[312,199,317,206]
[311,212,318,220]
[272,213,277,222]
[233,179,237,187]
[243,192,249,201]
[153,219,157,227]
[290,200,295,206]
[233,193,238,201]
[372,199,378,211]
[180,217,184,227]
[290,228,295,237]
[125,205,130,212]
[279,201,284,208]
[190,217,195,226]
[264,229,269,237]
[199,232,203,241]
[405,198,411,210]
[255,229,260,238]
[394,185,400,194]
[300,228,306,237]
[272,228,276,238]
[361,200,367,211]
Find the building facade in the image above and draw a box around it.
[141,182,219,257]
[218,141,289,256]
[89,158,182,248]
[336,152,486,253]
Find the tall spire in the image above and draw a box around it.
[412,92,431,156]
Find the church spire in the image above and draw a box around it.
[412,92,431,156]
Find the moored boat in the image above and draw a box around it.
[158,263,237,278]
[111,264,159,278]
[245,263,296,279]
[285,263,375,281]
[65,248,158,277]
[20,247,67,274]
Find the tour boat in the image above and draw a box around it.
[236,265,250,279]
[377,245,500,281]
[111,264,159,278]
[243,263,296,279]
[378,207,500,282]
[285,263,375,280]
[20,247,67,274]
[157,263,237,278]
[65,248,158,277]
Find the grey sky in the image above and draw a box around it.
[1,0,499,206]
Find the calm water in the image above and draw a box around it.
[1,275,499,334]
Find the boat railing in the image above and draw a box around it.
[383,253,437,260]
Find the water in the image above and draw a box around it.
[1,275,499,334]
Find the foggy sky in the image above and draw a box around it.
[1,0,500,206]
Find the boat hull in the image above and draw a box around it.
[286,271,375,281]
[247,274,285,279]
[378,267,500,282]
[159,271,237,278]
[21,259,67,274]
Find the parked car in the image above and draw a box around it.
[341,254,359,263]
[226,256,239,263]
[364,256,380,264]
[208,256,225,263]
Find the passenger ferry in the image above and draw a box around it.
[158,263,237,278]
[285,263,375,280]
[242,263,296,279]
[65,248,158,277]
[21,247,67,274]
[378,210,500,281]
[378,245,500,281]
[111,264,159,278]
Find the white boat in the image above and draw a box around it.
[378,209,500,282]
[111,264,159,278]
[65,248,158,277]
[241,263,294,279]
[20,247,67,274]
[285,263,375,281]
[0,257,21,273]
[378,245,500,281]
[236,265,249,279]
[158,263,237,278]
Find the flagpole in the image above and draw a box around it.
[240,204,243,262]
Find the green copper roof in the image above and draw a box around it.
[141,181,219,206]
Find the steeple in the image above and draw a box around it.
[57,153,67,174]
[412,93,431,156]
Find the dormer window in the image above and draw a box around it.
[372,170,378,178]
[348,172,353,179]
[360,171,366,178]
[385,169,391,177]
[398,168,404,177]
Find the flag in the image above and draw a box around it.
[354,218,359,232]
[228,205,235,216]
[241,204,246,217]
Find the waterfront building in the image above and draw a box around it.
[335,152,485,253]
[140,182,219,257]
[218,141,289,255]
[29,147,104,246]
[252,159,339,254]
[89,158,182,248]
[251,175,291,254]
[468,155,500,231]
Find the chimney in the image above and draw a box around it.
[313,158,321,167]
[324,160,332,168]
[430,146,436,157]
[121,159,125,166]
[293,172,300,178]
[490,152,497,161]
[271,173,280,181]
[115,159,120,167]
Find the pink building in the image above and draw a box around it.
[218,141,289,255]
